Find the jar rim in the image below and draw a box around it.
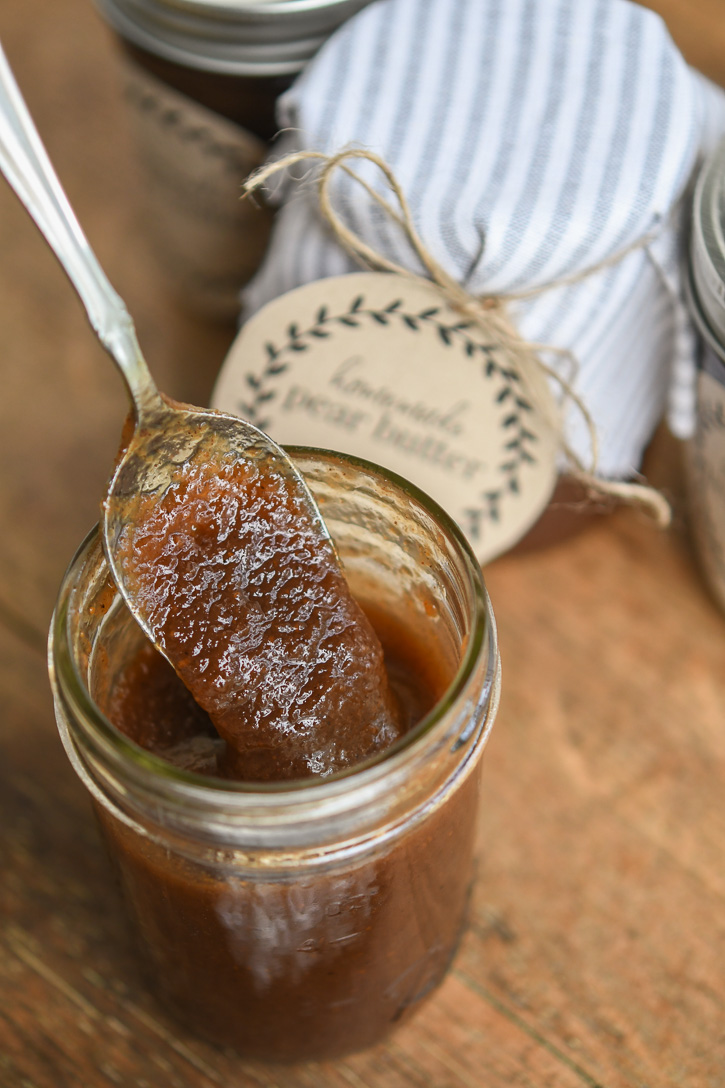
[95,0,374,76]
[49,447,497,812]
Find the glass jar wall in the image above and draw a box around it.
[49,448,500,1060]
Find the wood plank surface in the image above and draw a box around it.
[1,1,725,1086]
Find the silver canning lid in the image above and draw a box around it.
[94,0,374,76]
[691,137,725,348]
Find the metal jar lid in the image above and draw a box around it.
[95,0,375,76]
[691,137,725,348]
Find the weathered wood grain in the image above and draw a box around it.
[2,0,725,1085]
[477,504,725,1088]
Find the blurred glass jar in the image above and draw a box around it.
[684,139,725,614]
[94,0,374,319]
[48,448,500,1060]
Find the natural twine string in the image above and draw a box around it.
[243,148,671,527]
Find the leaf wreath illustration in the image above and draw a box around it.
[236,294,539,537]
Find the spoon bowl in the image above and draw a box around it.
[102,389,333,656]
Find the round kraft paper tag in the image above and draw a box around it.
[212,273,559,563]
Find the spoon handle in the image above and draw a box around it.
[0,42,162,418]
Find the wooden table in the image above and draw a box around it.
[1,2,724,1085]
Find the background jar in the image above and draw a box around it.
[48,448,500,1061]
[93,0,375,319]
[684,138,725,615]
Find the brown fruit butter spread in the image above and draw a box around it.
[106,603,439,779]
[114,456,404,781]
[91,455,480,1060]
[95,763,478,1060]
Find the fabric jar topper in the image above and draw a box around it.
[240,147,671,526]
[238,0,725,479]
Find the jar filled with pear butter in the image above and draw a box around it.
[93,0,375,319]
[49,449,500,1060]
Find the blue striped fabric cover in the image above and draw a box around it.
[242,0,725,477]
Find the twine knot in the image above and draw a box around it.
[243,147,671,528]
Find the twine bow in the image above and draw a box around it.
[243,148,671,527]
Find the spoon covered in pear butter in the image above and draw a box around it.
[0,42,402,780]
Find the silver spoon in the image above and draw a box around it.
[0,42,335,655]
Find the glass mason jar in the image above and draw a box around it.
[94,0,375,319]
[48,448,500,1061]
[684,137,725,615]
